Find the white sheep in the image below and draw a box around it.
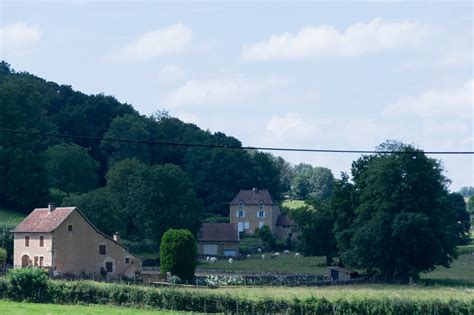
[274,252,280,257]
[261,254,265,260]
[206,256,210,262]
[295,252,301,258]
[210,257,217,263]
[257,248,262,253]
[283,250,290,255]
[228,258,233,264]
[246,254,251,259]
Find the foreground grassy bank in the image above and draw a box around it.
[1,277,473,314]
[0,300,179,315]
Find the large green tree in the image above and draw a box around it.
[291,201,337,265]
[44,143,99,194]
[129,163,203,248]
[339,141,458,279]
[160,228,197,280]
[292,163,335,200]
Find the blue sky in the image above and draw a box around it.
[1,1,472,191]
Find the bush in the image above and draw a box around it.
[160,228,197,281]
[255,225,276,249]
[8,267,49,302]
[0,223,14,264]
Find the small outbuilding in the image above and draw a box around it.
[328,266,359,281]
[198,223,239,257]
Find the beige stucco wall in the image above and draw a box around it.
[14,233,53,268]
[198,241,239,256]
[229,204,281,235]
[52,210,141,279]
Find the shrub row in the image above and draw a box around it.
[0,277,473,314]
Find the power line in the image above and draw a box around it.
[0,128,473,155]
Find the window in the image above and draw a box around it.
[257,211,265,218]
[259,201,264,209]
[244,222,250,230]
[258,222,265,229]
[105,261,113,273]
[238,222,244,232]
[39,256,44,267]
[237,210,245,218]
[125,257,130,264]
[239,201,244,209]
[99,244,106,255]
[25,235,29,247]
[39,236,44,247]
[68,224,73,232]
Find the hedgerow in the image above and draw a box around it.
[0,276,472,314]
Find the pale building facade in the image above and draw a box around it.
[12,205,141,280]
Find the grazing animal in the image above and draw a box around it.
[295,252,301,258]
[257,248,262,253]
[274,252,280,257]
[228,258,233,264]
[261,254,265,260]
[210,257,217,263]
[246,254,251,259]
[283,250,290,255]
[206,256,210,262]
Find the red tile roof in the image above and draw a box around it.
[199,223,239,242]
[12,207,76,233]
[229,189,274,205]
[276,214,295,226]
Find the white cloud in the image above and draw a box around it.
[158,64,186,82]
[242,18,429,61]
[112,23,192,61]
[162,76,288,108]
[264,112,319,142]
[0,22,42,53]
[384,80,473,117]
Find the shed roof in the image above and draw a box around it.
[199,223,239,242]
[12,207,76,233]
[328,266,358,274]
[229,189,273,205]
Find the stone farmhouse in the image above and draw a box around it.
[12,204,141,280]
[229,188,295,239]
[198,223,239,257]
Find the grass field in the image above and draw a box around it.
[282,199,306,209]
[0,208,25,224]
[198,251,474,286]
[0,300,180,315]
[198,251,328,274]
[183,284,474,303]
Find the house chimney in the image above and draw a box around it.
[48,203,55,213]
[113,232,120,243]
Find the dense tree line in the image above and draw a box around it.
[292,141,471,280]
[0,62,294,250]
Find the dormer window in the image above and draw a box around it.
[239,201,244,209]
[259,201,264,209]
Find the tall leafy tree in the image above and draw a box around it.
[44,143,99,194]
[291,201,337,265]
[292,163,335,200]
[341,141,458,279]
[130,164,203,248]
[448,193,471,245]
[101,114,152,165]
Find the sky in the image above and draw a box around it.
[1,1,473,191]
